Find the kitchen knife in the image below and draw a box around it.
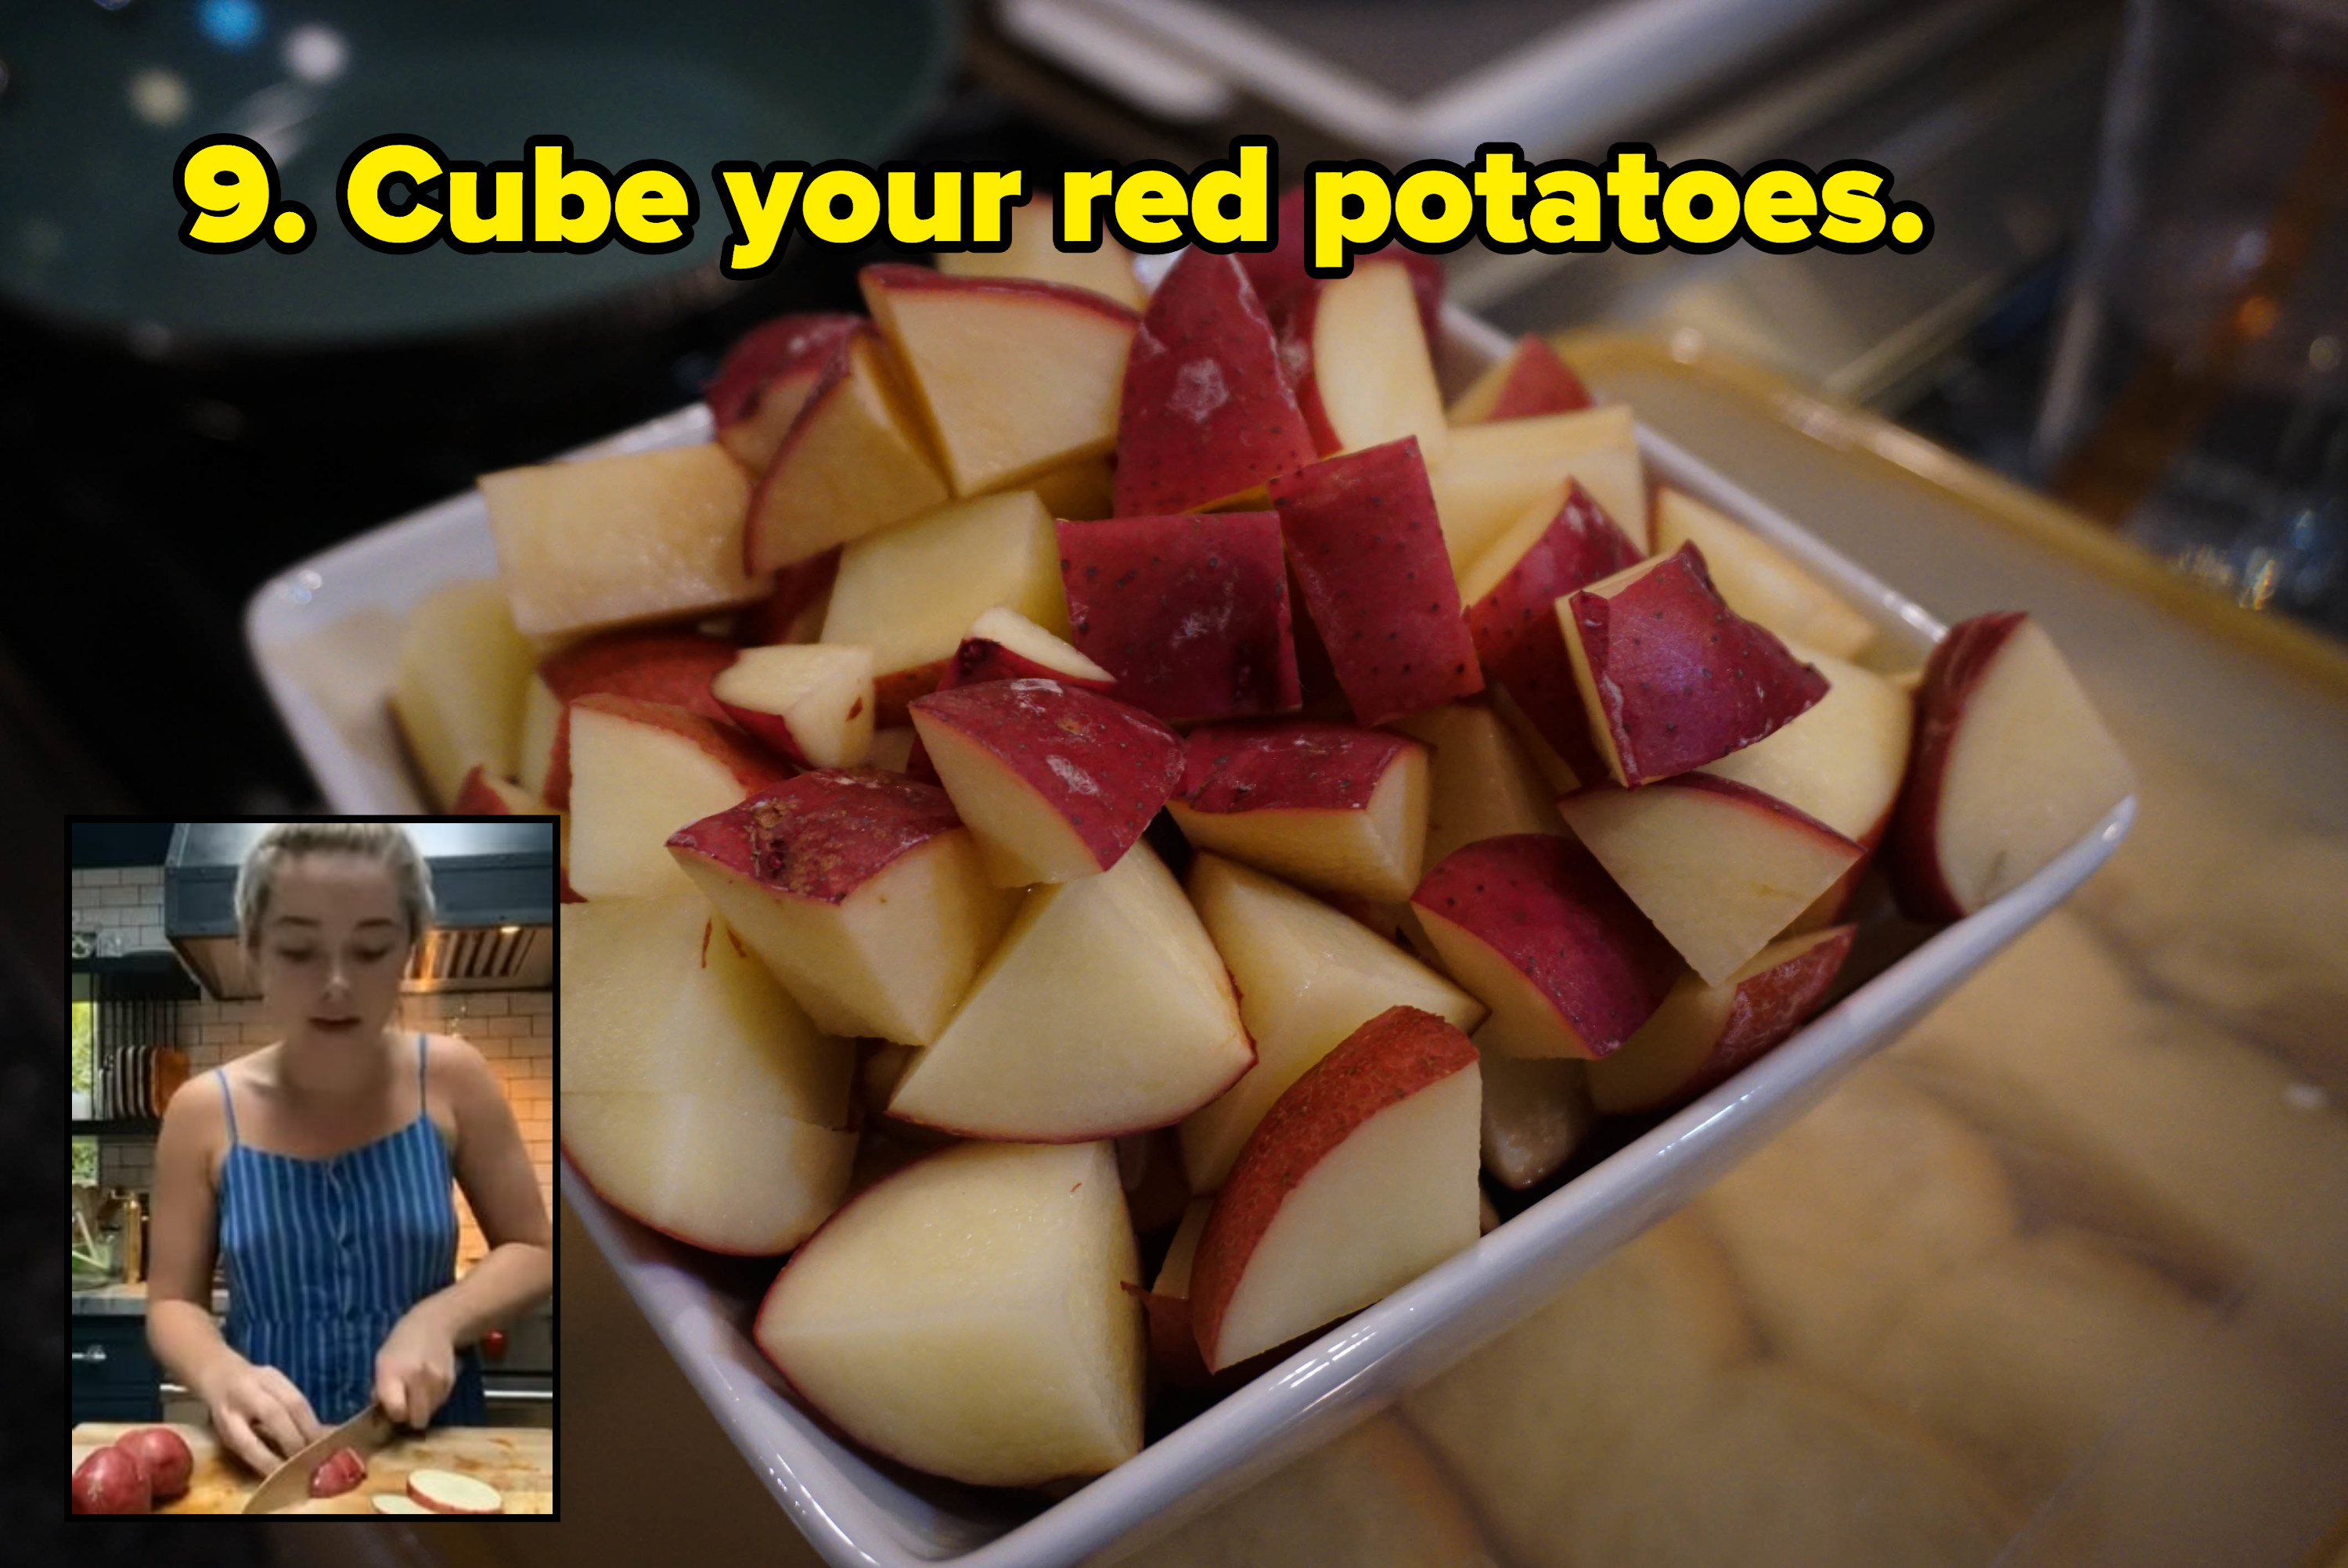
[240,1402,398,1513]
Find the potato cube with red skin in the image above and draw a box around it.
[909,678,1183,886]
[1165,721,1431,904]
[668,770,1018,1045]
[704,313,866,471]
[1270,436,1482,727]
[1058,512,1302,725]
[565,695,796,901]
[1561,544,1829,787]
[1557,775,1862,986]
[743,331,951,575]
[525,629,739,810]
[858,264,1139,498]
[1269,261,1449,463]
[1589,925,1856,1115]
[1410,833,1682,1061]
[1460,481,1643,789]
[1114,250,1320,516]
[1189,1004,1482,1372]
[902,607,1115,783]
[1446,333,1594,424]
[1889,611,2134,921]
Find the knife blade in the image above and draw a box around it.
[240,1402,398,1513]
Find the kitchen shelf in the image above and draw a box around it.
[70,1119,160,1137]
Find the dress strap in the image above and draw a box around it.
[416,1031,429,1107]
[215,1067,239,1145]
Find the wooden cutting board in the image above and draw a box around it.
[72,1421,553,1514]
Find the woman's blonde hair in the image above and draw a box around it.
[235,822,435,955]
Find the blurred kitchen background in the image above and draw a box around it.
[12,0,2346,1564]
[68,822,556,1435]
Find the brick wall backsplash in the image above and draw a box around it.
[76,867,554,1270]
[70,865,167,951]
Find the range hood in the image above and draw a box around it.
[165,822,557,1000]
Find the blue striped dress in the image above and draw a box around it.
[214,1034,488,1426]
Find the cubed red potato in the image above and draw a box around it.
[1113,250,1320,515]
[1561,543,1829,786]
[1270,436,1483,726]
[1410,833,1682,1061]
[1446,333,1594,424]
[668,770,1019,1046]
[1556,774,1863,987]
[1188,1005,1482,1372]
[565,695,794,901]
[909,678,1183,887]
[711,643,876,770]
[1166,721,1431,904]
[1058,512,1302,724]
[1269,260,1449,463]
[522,628,739,809]
[705,312,867,470]
[743,330,951,574]
[1589,925,1856,1115]
[1889,612,2134,921]
[1459,480,1644,789]
[859,264,1138,497]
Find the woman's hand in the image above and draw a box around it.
[197,1354,324,1475]
[373,1306,458,1430]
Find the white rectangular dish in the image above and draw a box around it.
[247,305,2133,1568]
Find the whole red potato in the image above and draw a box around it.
[114,1427,194,1501]
[72,1446,152,1514]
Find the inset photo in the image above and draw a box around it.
[71,818,557,1517]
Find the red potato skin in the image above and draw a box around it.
[1188,1005,1479,1370]
[909,678,1183,872]
[733,547,842,646]
[1886,610,2028,922]
[113,1427,194,1501]
[902,632,1116,782]
[1241,186,1445,350]
[451,764,549,818]
[1113,250,1320,516]
[535,630,740,810]
[73,1446,151,1513]
[1464,482,1642,786]
[945,636,1117,696]
[308,1446,367,1499]
[667,768,965,905]
[1177,721,1422,815]
[1687,924,1855,1099]
[705,314,867,469]
[1058,512,1302,725]
[569,692,794,794]
[1466,335,1594,422]
[1269,437,1484,726]
[1566,544,1829,786]
[1411,834,1683,1058]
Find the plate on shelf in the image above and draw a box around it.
[247,304,2132,1568]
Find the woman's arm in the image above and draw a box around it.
[148,1077,322,1471]
[375,1034,553,1423]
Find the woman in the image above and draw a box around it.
[149,822,553,1475]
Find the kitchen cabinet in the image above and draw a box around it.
[70,1315,162,1426]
